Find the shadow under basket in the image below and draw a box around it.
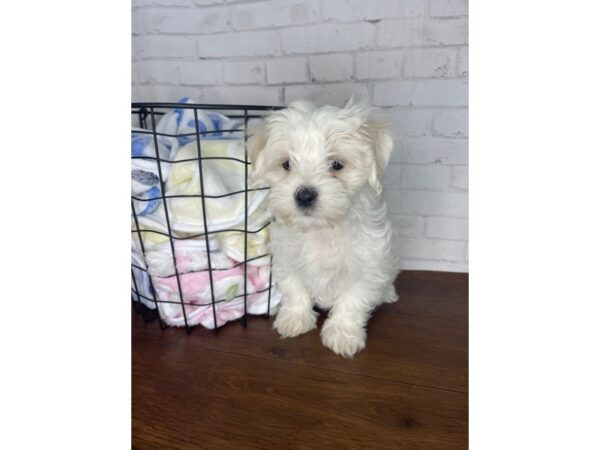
[131,101,283,333]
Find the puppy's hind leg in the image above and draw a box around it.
[383,282,398,304]
[273,275,317,338]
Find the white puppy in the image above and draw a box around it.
[248,99,399,357]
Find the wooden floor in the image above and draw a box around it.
[132,271,468,450]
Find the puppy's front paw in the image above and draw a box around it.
[320,319,366,358]
[273,308,317,338]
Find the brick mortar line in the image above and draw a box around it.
[133,76,468,85]
[133,14,467,35]
[132,46,469,62]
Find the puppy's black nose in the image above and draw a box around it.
[295,186,318,208]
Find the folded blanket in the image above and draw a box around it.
[132,186,160,217]
[152,264,281,328]
[220,228,270,266]
[132,99,278,329]
[151,140,269,235]
[134,223,270,281]
[143,238,231,277]
[132,97,242,217]
[131,252,156,310]
[132,146,272,275]
[156,97,244,147]
[131,126,174,217]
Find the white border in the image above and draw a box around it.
[1,1,130,447]
[471,1,600,449]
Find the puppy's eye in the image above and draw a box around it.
[282,160,291,171]
[330,160,344,171]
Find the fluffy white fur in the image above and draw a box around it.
[248,99,400,357]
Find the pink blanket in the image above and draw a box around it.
[152,264,280,328]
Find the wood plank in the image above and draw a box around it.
[132,311,187,344]
[132,271,469,448]
[174,310,467,392]
[388,271,468,322]
[132,338,468,450]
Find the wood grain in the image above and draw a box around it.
[132,270,469,449]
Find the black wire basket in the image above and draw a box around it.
[131,101,283,332]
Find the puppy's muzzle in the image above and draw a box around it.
[295,186,318,208]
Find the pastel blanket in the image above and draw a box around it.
[152,264,281,329]
[131,252,156,310]
[131,127,173,216]
[136,139,269,235]
[155,97,244,146]
[131,97,244,217]
[141,235,271,278]
[133,210,271,273]
[131,99,278,329]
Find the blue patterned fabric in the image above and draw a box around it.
[132,98,243,217]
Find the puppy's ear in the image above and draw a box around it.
[343,99,394,194]
[247,124,268,183]
[365,117,394,194]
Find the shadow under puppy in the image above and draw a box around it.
[248,99,400,357]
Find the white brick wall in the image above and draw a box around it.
[309,54,353,82]
[354,50,402,80]
[266,57,308,84]
[223,60,265,84]
[132,0,469,272]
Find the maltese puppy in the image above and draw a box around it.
[248,99,399,357]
